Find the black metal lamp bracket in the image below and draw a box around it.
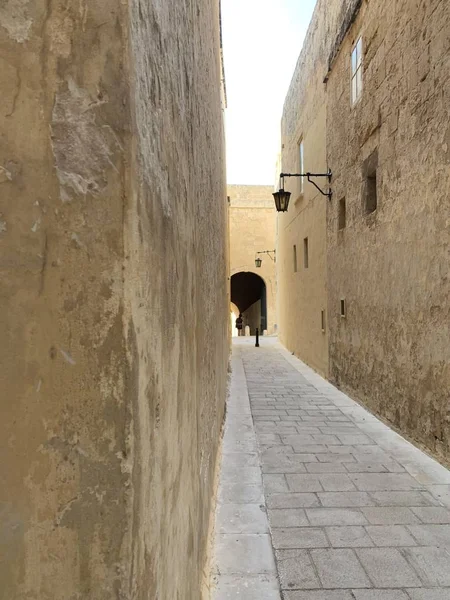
[256,250,276,262]
[280,170,332,200]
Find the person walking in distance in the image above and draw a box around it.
[235,313,243,336]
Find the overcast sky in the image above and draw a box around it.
[221,0,317,185]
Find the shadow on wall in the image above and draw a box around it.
[230,272,267,335]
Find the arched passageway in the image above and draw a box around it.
[230,272,267,335]
[230,302,240,337]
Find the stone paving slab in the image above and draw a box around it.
[213,574,281,599]
[212,347,281,599]
[214,338,450,599]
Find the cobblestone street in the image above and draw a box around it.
[213,338,450,599]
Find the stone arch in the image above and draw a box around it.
[230,271,267,335]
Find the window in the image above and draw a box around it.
[363,149,378,214]
[321,310,326,332]
[340,298,346,318]
[293,245,297,272]
[351,37,363,104]
[365,173,377,213]
[298,139,304,193]
[338,197,346,230]
[303,237,309,269]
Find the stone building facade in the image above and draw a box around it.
[0,1,228,599]
[279,0,450,459]
[228,185,277,335]
[277,4,330,377]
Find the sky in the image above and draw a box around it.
[221,0,318,185]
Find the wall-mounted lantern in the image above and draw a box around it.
[273,188,291,212]
[273,170,333,212]
[255,250,276,267]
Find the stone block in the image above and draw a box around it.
[365,525,417,546]
[268,508,309,528]
[217,504,269,534]
[307,462,348,473]
[369,491,438,506]
[310,548,371,588]
[258,433,282,445]
[275,549,321,589]
[263,474,289,493]
[219,482,264,504]
[317,453,357,463]
[271,527,329,549]
[356,548,422,587]
[402,547,450,586]
[351,591,409,600]
[213,574,281,600]
[361,507,420,525]
[290,453,319,463]
[349,474,422,491]
[220,465,262,485]
[337,434,374,445]
[407,524,450,547]
[311,434,342,445]
[326,526,374,547]
[286,474,323,492]
[318,492,375,507]
[266,493,321,509]
[224,452,260,467]
[214,534,276,575]
[406,590,450,599]
[410,507,450,523]
[283,592,354,600]
[319,474,357,491]
[345,463,388,473]
[306,508,368,526]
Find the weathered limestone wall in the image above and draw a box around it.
[228,185,277,334]
[279,0,450,460]
[278,0,343,376]
[326,0,450,460]
[0,0,228,598]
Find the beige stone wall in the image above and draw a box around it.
[228,185,277,334]
[278,0,334,377]
[326,0,450,460]
[0,1,228,598]
[279,0,450,460]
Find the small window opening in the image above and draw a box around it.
[365,174,377,214]
[340,298,346,318]
[321,310,326,332]
[351,37,363,104]
[338,197,346,230]
[303,237,309,269]
[293,245,297,273]
[363,149,378,215]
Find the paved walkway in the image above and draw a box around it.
[213,338,450,600]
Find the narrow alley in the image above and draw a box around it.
[214,338,450,599]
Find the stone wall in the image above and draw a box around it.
[277,0,342,376]
[228,185,277,334]
[279,0,450,460]
[326,0,450,460]
[0,0,228,598]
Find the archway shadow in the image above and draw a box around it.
[230,272,267,335]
